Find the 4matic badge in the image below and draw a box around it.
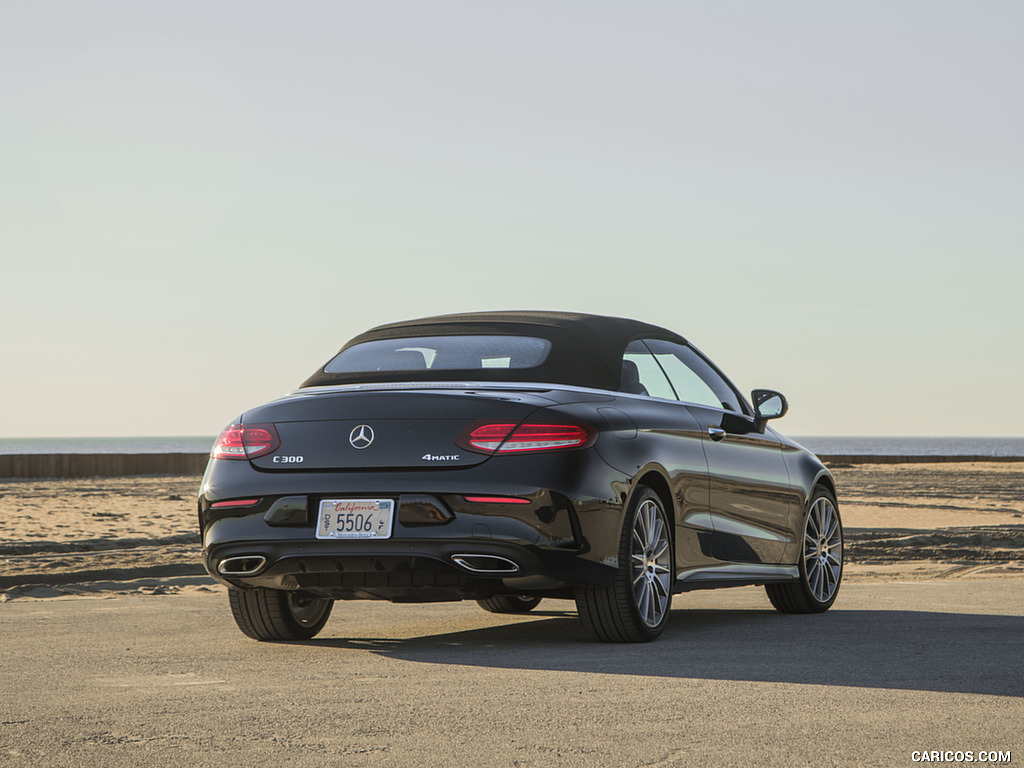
[422,454,460,462]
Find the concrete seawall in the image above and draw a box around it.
[819,454,1024,465]
[0,453,210,479]
[1,452,1022,478]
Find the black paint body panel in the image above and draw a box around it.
[200,385,830,602]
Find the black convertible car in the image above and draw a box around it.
[200,311,842,643]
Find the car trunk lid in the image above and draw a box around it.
[242,389,553,470]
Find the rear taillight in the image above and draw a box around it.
[211,423,281,460]
[210,498,262,509]
[457,422,596,454]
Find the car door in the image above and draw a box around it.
[641,339,800,564]
[603,341,717,573]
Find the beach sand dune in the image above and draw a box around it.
[831,462,1024,528]
[0,475,198,543]
[1,463,1022,600]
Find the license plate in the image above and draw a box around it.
[316,498,394,540]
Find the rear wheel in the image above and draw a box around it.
[766,487,843,613]
[228,587,333,641]
[576,486,673,642]
[476,595,542,614]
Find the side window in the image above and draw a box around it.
[621,340,676,400]
[642,339,745,413]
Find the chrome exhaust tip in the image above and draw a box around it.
[451,554,520,574]
[217,555,267,577]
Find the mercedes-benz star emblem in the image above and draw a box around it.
[349,424,375,450]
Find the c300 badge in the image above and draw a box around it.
[349,424,375,449]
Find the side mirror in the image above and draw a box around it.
[752,389,788,429]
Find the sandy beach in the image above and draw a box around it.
[1,462,1022,600]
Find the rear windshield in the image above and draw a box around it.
[323,335,552,373]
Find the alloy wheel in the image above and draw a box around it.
[631,498,672,628]
[287,592,332,627]
[803,495,842,603]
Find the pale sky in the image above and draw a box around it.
[2,2,1022,438]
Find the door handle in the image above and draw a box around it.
[708,427,727,442]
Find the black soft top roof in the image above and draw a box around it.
[300,311,688,391]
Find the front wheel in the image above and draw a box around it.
[766,486,843,613]
[476,595,542,614]
[228,587,333,641]
[576,486,673,642]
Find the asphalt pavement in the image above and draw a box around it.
[1,578,1021,767]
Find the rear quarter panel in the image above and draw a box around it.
[551,397,718,573]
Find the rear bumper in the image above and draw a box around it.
[204,535,614,601]
[199,454,630,601]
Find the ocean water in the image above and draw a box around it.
[0,435,1022,456]
[792,436,1024,457]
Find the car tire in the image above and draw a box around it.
[575,486,673,642]
[228,587,334,641]
[476,595,542,614]
[766,486,843,613]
